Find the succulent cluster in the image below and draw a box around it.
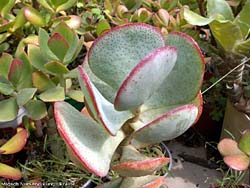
[54,23,204,187]
[218,129,250,171]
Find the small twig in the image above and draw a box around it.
[202,57,250,95]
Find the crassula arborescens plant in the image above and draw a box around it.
[54,23,205,187]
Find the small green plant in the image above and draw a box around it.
[216,129,250,187]
[54,23,205,187]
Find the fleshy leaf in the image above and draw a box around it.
[184,9,214,26]
[83,57,116,103]
[56,0,77,12]
[233,37,250,56]
[119,176,166,188]
[54,101,125,176]
[238,130,250,156]
[233,1,250,39]
[17,88,37,106]
[32,71,56,92]
[8,59,23,87]
[44,61,69,75]
[0,76,14,95]
[224,154,250,171]
[206,0,234,21]
[48,33,69,61]
[78,66,132,136]
[209,20,242,52]
[0,163,22,180]
[0,98,18,122]
[132,105,198,146]
[145,32,205,108]
[0,128,28,154]
[39,28,59,61]
[28,44,52,74]
[66,90,84,102]
[25,100,47,120]
[39,86,65,102]
[23,7,46,27]
[114,46,177,111]
[112,145,170,177]
[88,23,165,93]
[0,52,12,79]
[95,178,123,188]
[218,138,244,156]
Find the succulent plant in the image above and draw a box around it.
[184,0,250,114]
[54,23,204,187]
[0,127,28,180]
[218,129,250,171]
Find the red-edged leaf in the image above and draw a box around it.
[0,128,28,154]
[218,138,244,157]
[0,163,22,180]
[88,23,165,93]
[8,59,23,87]
[54,101,125,177]
[48,33,69,61]
[142,176,167,188]
[132,105,198,146]
[114,46,177,111]
[145,32,205,108]
[224,154,250,171]
[78,66,132,136]
[112,157,170,177]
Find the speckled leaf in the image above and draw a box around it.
[44,61,69,75]
[88,23,165,93]
[218,138,244,156]
[112,145,170,177]
[0,128,28,154]
[48,33,69,61]
[0,163,22,180]
[0,52,12,79]
[0,98,18,122]
[32,71,56,92]
[17,88,37,106]
[114,46,177,111]
[233,1,250,39]
[25,100,47,120]
[78,66,132,136]
[39,86,65,102]
[132,105,198,146]
[224,154,250,171]
[54,101,125,176]
[83,58,116,103]
[238,130,250,156]
[119,176,166,188]
[145,32,205,108]
[207,0,234,21]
